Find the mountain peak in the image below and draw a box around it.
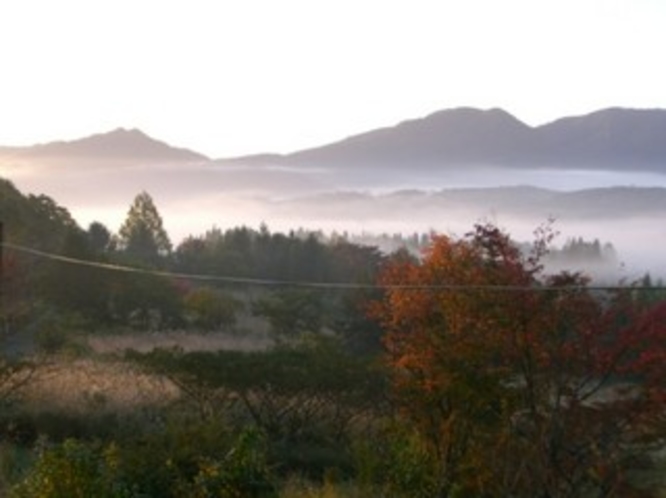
[288,106,533,167]
[417,106,531,133]
[279,106,666,172]
[425,106,519,119]
[25,128,208,162]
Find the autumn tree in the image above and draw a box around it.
[371,223,666,497]
[118,191,171,266]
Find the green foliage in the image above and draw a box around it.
[183,287,243,332]
[8,421,274,497]
[38,228,111,319]
[127,339,386,479]
[0,442,32,494]
[173,226,383,285]
[117,191,171,265]
[180,428,276,498]
[109,272,183,330]
[111,420,275,498]
[352,423,438,498]
[32,310,82,355]
[0,180,87,334]
[114,418,232,496]
[252,290,324,340]
[10,439,137,498]
[277,476,370,498]
[86,221,113,254]
[0,179,77,254]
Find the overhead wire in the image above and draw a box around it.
[1,241,663,292]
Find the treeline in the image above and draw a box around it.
[1,178,655,351]
[0,178,647,349]
[1,181,385,353]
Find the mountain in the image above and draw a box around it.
[226,107,666,173]
[534,108,666,168]
[1,128,208,162]
[286,107,535,168]
[3,106,666,172]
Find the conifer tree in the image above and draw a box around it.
[118,191,171,265]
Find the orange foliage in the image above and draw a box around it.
[371,223,666,497]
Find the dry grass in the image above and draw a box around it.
[279,477,375,498]
[86,330,273,354]
[10,328,273,418]
[18,357,179,414]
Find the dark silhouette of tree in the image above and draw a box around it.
[118,191,171,266]
[40,227,110,320]
[86,221,113,254]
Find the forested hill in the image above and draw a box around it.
[274,185,666,221]
[0,178,79,252]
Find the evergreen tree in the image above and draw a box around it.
[118,191,171,265]
[86,221,113,254]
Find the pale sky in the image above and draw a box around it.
[0,0,664,158]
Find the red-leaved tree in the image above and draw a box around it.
[371,223,666,497]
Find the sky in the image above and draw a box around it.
[0,0,665,159]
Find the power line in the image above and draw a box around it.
[1,241,663,292]
[1,242,377,289]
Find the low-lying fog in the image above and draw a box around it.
[5,157,666,280]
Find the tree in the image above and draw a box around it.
[252,290,324,341]
[109,272,183,331]
[127,337,386,478]
[118,191,171,265]
[371,223,666,497]
[87,221,113,254]
[40,227,111,321]
[183,286,243,332]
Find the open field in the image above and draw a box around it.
[17,357,179,415]
[85,330,273,355]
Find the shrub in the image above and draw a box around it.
[10,439,137,498]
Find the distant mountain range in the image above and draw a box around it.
[0,128,207,162]
[275,186,666,222]
[274,107,666,172]
[1,107,666,173]
[2,112,666,274]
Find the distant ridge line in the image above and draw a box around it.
[2,107,666,173]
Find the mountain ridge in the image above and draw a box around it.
[280,107,666,171]
[2,107,666,172]
[0,127,208,162]
[277,184,666,223]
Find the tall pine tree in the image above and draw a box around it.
[118,191,171,266]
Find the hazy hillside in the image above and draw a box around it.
[3,107,666,173]
[285,107,535,168]
[2,107,666,277]
[536,108,666,167]
[220,107,666,173]
[0,128,208,162]
[273,186,666,223]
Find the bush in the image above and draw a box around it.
[180,427,276,498]
[352,423,438,498]
[10,439,137,498]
